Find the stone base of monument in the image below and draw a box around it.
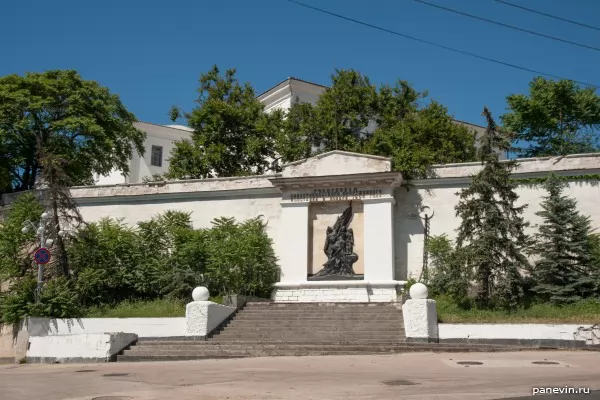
[272,280,404,303]
[307,274,364,281]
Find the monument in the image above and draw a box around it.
[269,150,405,303]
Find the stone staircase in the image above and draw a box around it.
[117,302,538,362]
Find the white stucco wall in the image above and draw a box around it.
[64,153,600,283]
[438,324,594,342]
[397,154,600,280]
[27,317,186,338]
[27,333,137,362]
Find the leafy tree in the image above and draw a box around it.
[0,70,145,195]
[454,107,529,309]
[502,77,600,157]
[0,193,43,279]
[367,100,476,178]
[313,69,378,152]
[167,65,280,179]
[531,173,598,304]
[282,71,477,178]
[275,101,320,163]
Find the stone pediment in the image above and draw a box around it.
[281,151,392,178]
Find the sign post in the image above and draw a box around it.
[34,247,51,300]
[23,212,53,302]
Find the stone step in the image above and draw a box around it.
[231,315,403,320]
[223,324,404,333]
[117,346,530,362]
[239,308,402,312]
[138,339,408,345]
[129,344,419,351]
[245,304,401,308]
[210,335,406,341]
[223,322,405,328]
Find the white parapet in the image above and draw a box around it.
[272,280,405,302]
[185,287,236,337]
[27,332,138,363]
[402,283,438,342]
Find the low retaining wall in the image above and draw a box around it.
[27,333,138,363]
[438,323,600,347]
[27,317,186,338]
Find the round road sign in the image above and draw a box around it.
[34,247,51,265]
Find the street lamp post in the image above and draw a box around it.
[418,205,435,284]
[22,212,56,302]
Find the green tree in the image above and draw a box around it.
[167,65,280,179]
[367,100,476,179]
[454,107,529,309]
[314,69,378,152]
[0,193,43,279]
[501,77,600,157]
[0,70,145,195]
[282,71,477,178]
[531,173,598,304]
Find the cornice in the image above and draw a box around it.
[73,187,281,205]
[269,171,403,191]
[410,168,600,187]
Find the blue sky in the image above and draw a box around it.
[1,0,599,127]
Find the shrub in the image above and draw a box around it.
[0,193,43,279]
[426,234,469,306]
[201,216,279,298]
[68,218,152,306]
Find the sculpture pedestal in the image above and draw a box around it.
[402,299,439,342]
[272,280,403,303]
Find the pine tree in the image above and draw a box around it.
[531,173,597,304]
[454,107,529,309]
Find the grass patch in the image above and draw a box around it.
[436,295,600,323]
[85,296,224,318]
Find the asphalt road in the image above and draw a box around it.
[1,351,599,400]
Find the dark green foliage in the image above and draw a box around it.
[0,277,81,324]
[202,217,279,298]
[282,70,477,179]
[167,65,280,179]
[0,199,279,322]
[68,219,153,307]
[0,70,145,195]
[531,173,599,304]
[168,67,477,179]
[425,235,469,304]
[366,100,476,178]
[0,193,43,279]
[502,77,600,157]
[313,69,378,152]
[455,108,529,310]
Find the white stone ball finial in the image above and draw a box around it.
[409,282,428,299]
[192,286,210,301]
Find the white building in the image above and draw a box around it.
[96,77,499,185]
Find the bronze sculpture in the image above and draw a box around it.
[313,206,359,278]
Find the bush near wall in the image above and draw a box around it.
[0,204,279,323]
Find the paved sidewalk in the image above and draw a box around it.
[1,351,599,400]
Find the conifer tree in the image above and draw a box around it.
[454,107,529,309]
[531,173,598,304]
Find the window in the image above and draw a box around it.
[151,145,163,167]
